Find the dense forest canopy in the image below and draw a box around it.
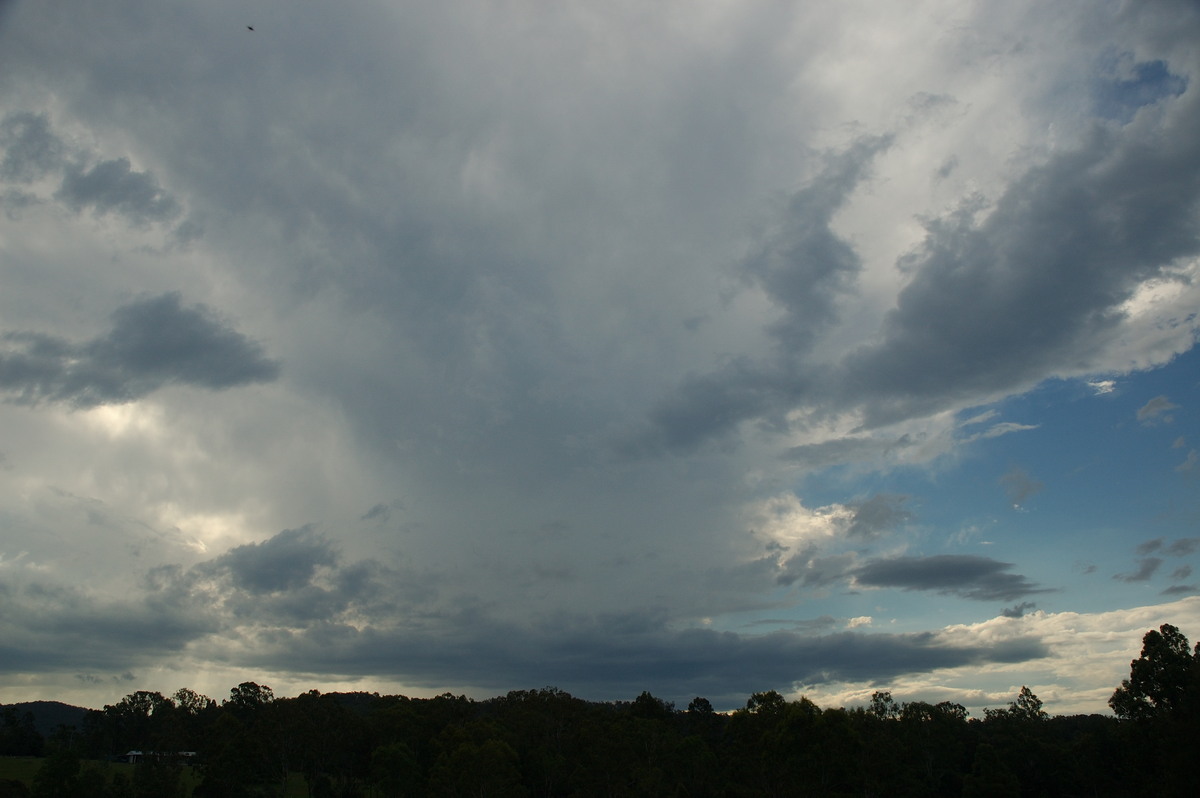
[2,624,1198,797]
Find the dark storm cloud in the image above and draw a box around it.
[648,77,1200,447]
[4,528,1051,702]
[55,156,180,224]
[0,578,217,675]
[225,608,1048,706]
[840,100,1200,428]
[202,525,336,594]
[0,293,279,407]
[641,359,801,454]
[0,110,183,227]
[853,555,1049,601]
[150,528,438,628]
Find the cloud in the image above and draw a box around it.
[776,551,857,589]
[0,539,1051,708]
[1137,395,1180,424]
[1136,538,1163,555]
[836,90,1200,428]
[801,596,1200,716]
[0,111,64,183]
[977,422,1040,440]
[1114,557,1162,582]
[212,610,1048,706]
[0,293,280,407]
[999,467,1043,507]
[200,526,336,594]
[0,0,1199,715]
[1094,57,1188,124]
[781,433,915,469]
[739,134,895,353]
[55,157,180,225]
[1166,537,1200,556]
[0,111,185,230]
[642,40,1200,452]
[360,503,392,523]
[143,525,437,629]
[1001,602,1038,618]
[845,494,912,539]
[853,555,1049,601]
[643,134,893,451]
[0,577,217,676]
[1131,537,1200,564]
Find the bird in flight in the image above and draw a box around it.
[247,25,254,31]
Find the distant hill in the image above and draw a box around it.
[2,701,91,738]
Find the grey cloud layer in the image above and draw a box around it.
[0,293,279,406]
[0,1,1197,710]
[0,111,63,183]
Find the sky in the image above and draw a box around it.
[0,0,1198,717]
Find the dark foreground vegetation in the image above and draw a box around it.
[2,623,1198,797]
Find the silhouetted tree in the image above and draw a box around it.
[0,708,43,757]
[1109,623,1200,720]
[868,690,900,720]
[962,743,1019,798]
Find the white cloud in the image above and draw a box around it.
[745,493,852,550]
[798,596,1200,716]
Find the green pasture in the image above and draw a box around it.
[0,757,308,797]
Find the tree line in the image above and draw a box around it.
[2,623,1198,797]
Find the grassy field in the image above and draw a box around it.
[0,755,41,785]
[0,757,142,790]
[0,757,309,796]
